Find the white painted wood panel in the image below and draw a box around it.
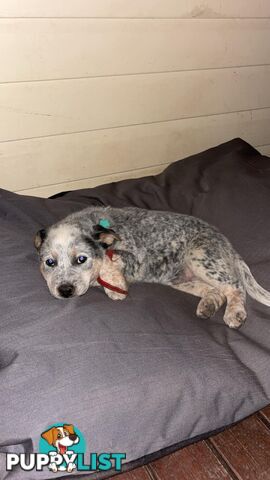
[0,1,269,18]
[0,1,269,197]
[0,66,270,142]
[1,19,270,82]
[16,165,168,198]
[257,145,270,156]
[1,108,269,193]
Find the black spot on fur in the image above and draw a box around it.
[82,236,102,257]
[39,229,47,241]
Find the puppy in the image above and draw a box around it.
[41,424,79,472]
[35,206,270,329]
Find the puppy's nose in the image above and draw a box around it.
[69,434,77,441]
[58,283,74,298]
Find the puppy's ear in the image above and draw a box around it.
[41,427,56,445]
[34,228,47,250]
[63,424,75,435]
[92,225,120,248]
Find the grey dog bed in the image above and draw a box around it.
[0,138,270,480]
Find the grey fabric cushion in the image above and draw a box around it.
[0,138,270,480]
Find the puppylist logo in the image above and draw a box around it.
[6,423,126,474]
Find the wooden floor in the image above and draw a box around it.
[113,405,270,480]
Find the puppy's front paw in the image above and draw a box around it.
[104,288,127,301]
[49,463,58,473]
[67,462,76,473]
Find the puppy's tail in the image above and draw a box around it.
[238,258,270,306]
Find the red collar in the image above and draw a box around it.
[105,249,114,261]
[97,250,128,296]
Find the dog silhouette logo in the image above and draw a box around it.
[40,423,86,473]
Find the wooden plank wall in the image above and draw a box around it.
[0,1,269,197]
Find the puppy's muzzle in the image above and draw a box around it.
[58,283,75,298]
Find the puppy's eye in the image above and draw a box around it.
[45,258,55,267]
[57,433,61,439]
[77,255,87,264]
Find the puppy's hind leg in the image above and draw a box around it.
[197,288,226,319]
[187,247,247,328]
[173,281,226,319]
[222,287,247,329]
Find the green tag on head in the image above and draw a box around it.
[99,218,111,229]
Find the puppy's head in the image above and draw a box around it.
[41,425,79,452]
[34,222,119,299]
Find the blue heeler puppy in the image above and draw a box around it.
[34,206,270,329]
